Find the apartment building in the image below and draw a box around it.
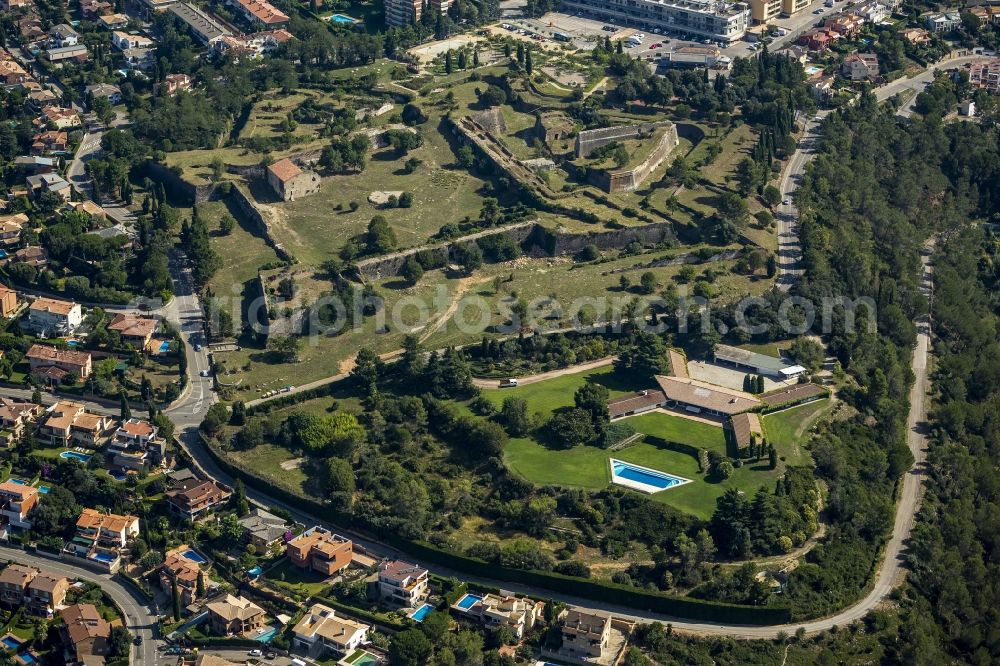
[748,0,781,24]
[36,401,112,447]
[292,603,369,658]
[560,0,751,43]
[781,0,809,17]
[166,478,232,520]
[384,0,422,26]
[67,508,139,572]
[26,344,92,380]
[0,283,18,318]
[0,564,37,607]
[160,550,201,604]
[27,297,82,335]
[26,571,69,617]
[377,560,429,607]
[206,594,266,637]
[60,603,111,660]
[227,0,289,27]
[286,526,352,577]
[168,2,231,45]
[0,482,39,530]
[109,418,168,471]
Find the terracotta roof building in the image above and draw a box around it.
[0,482,39,530]
[654,375,761,416]
[286,526,352,576]
[26,571,69,617]
[0,397,43,446]
[266,158,320,201]
[227,0,289,26]
[60,603,111,659]
[159,550,202,605]
[107,313,159,350]
[0,563,37,607]
[36,400,112,447]
[166,478,232,520]
[110,418,168,471]
[206,594,266,637]
[0,283,18,318]
[26,343,92,380]
[27,296,81,335]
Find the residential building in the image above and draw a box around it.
[14,246,49,268]
[107,313,159,350]
[653,375,761,416]
[206,594,266,637]
[166,478,232,520]
[97,13,130,30]
[823,14,864,37]
[959,100,976,117]
[164,73,193,94]
[39,106,81,129]
[851,0,888,24]
[559,0,752,44]
[0,564,37,607]
[66,508,139,572]
[557,609,612,660]
[27,297,82,335]
[73,200,108,220]
[36,400,112,447]
[969,6,1000,27]
[607,389,668,419]
[109,418,168,470]
[85,83,122,104]
[899,27,931,44]
[0,284,17,318]
[451,593,545,639]
[808,72,836,100]
[49,24,80,48]
[0,482,38,530]
[966,58,1000,94]
[26,172,71,200]
[46,44,90,65]
[27,88,59,109]
[714,344,806,380]
[159,551,200,604]
[924,11,961,33]
[60,603,111,660]
[0,213,25,248]
[668,45,723,68]
[292,603,370,659]
[138,0,180,17]
[15,155,57,173]
[0,57,31,87]
[31,130,69,154]
[775,44,809,65]
[239,508,287,549]
[266,158,321,201]
[0,397,43,446]
[26,571,69,617]
[384,0,422,26]
[749,0,781,24]
[112,31,155,51]
[26,344,92,380]
[168,3,231,45]
[377,560,429,607]
[729,411,765,451]
[842,52,880,81]
[286,526,352,576]
[121,47,156,70]
[780,0,809,16]
[1,0,33,9]
[81,0,115,19]
[226,0,289,27]
[798,27,840,51]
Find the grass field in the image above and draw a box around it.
[763,399,831,466]
[263,558,331,596]
[224,443,308,496]
[504,409,782,519]
[482,366,631,413]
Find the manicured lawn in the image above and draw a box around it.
[627,411,726,452]
[763,399,830,466]
[482,366,632,413]
[262,558,331,596]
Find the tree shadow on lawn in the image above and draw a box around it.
[585,370,639,394]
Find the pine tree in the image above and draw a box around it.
[616,40,623,54]
[504,41,511,58]
[458,50,467,69]
[516,42,525,64]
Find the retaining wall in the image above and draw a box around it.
[576,121,674,157]
[587,125,680,193]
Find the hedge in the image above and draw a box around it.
[313,596,408,632]
[198,434,791,625]
[187,637,261,649]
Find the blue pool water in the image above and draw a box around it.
[19,652,36,664]
[455,594,483,610]
[0,250,7,259]
[612,461,684,490]
[182,549,207,564]
[6,479,25,485]
[330,13,357,23]
[91,552,117,563]
[410,603,434,622]
[248,566,263,577]
[109,470,126,481]
[159,340,171,353]
[254,627,277,643]
[1,636,21,649]
[60,451,92,462]
[36,486,50,494]
[66,340,79,348]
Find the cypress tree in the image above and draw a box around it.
[445,50,453,74]
[171,578,181,620]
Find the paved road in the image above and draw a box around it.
[67,130,103,198]
[0,546,162,666]
[874,55,985,118]
[471,356,615,389]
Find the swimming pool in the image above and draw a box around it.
[609,459,691,494]
[90,552,117,563]
[182,549,207,564]
[66,339,79,348]
[330,13,358,23]
[60,451,92,463]
[409,603,434,622]
[254,627,277,643]
[36,486,50,494]
[343,649,380,666]
[1,636,22,650]
[18,651,36,664]
[5,478,25,485]
[454,593,483,611]
[158,340,171,353]
[248,566,263,577]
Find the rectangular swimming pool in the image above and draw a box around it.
[609,459,691,494]
[409,603,434,622]
[158,341,171,353]
[455,593,483,610]
[90,552,117,563]
[182,549,207,564]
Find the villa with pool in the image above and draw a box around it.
[35,400,112,448]
[64,508,140,573]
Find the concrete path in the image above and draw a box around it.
[471,356,616,389]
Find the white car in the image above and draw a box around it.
[200,370,211,377]
[248,649,263,657]
[783,198,792,205]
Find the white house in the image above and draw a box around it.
[292,603,369,659]
[49,24,80,48]
[27,297,82,336]
[377,560,429,607]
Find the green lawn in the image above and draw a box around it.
[627,411,726,451]
[763,399,830,466]
[482,366,632,414]
[262,558,332,596]
[225,443,308,496]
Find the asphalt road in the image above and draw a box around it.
[874,55,986,118]
[0,546,162,665]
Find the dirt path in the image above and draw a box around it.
[418,275,489,344]
[472,356,616,389]
[584,76,609,99]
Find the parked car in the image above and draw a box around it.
[249,649,263,657]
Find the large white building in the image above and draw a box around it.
[562,0,751,43]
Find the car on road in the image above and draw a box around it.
[249,649,263,657]
[133,636,142,645]
[813,8,824,13]
[200,370,211,377]
[194,344,202,351]
[783,198,792,205]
